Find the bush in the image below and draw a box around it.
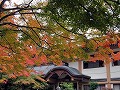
[60,82,74,90]
[90,82,98,90]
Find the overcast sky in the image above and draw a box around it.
[11,0,24,4]
[11,0,33,4]
[11,0,43,5]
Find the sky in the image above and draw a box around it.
[11,0,43,5]
[11,0,30,4]
[11,0,24,4]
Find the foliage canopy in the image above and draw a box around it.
[45,0,120,34]
[0,0,120,76]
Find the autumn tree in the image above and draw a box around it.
[0,0,87,76]
[0,0,120,77]
[43,0,120,63]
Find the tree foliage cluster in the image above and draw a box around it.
[90,82,98,90]
[45,0,120,33]
[0,73,47,90]
[60,82,74,90]
[0,0,119,77]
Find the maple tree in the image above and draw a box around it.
[0,0,48,76]
[42,0,120,64]
[0,74,47,89]
[45,0,120,34]
[0,0,82,76]
[0,0,120,78]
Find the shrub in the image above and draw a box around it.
[90,82,98,90]
[60,82,74,90]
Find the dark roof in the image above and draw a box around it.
[33,65,90,78]
[33,65,90,83]
[44,66,90,79]
[50,66,82,75]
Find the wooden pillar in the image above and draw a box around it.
[78,60,83,90]
[77,82,79,90]
[105,63,111,89]
[53,85,56,90]
[78,60,82,72]
[81,85,83,90]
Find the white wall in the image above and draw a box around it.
[69,62,78,70]
[82,67,107,79]
[69,61,120,79]
[82,62,120,79]
[81,61,107,79]
[110,63,120,78]
[69,61,107,79]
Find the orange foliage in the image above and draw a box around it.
[40,53,47,63]
[112,52,120,61]
[28,19,41,28]
[0,43,49,77]
[22,70,30,77]
[118,43,120,48]
[88,33,119,63]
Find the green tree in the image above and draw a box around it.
[44,0,120,34]
[0,74,48,90]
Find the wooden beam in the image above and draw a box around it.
[110,81,120,84]
[97,82,107,84]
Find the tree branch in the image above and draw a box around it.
[0,9,22,22]
[0,3,38,22]
[0,22,46,30]
[0,0,7,8]
[3,7,42,12]
[54,19,84,36]
[19,29,52,51]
